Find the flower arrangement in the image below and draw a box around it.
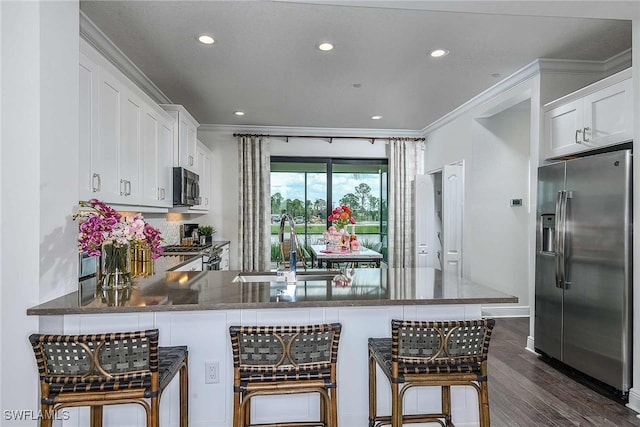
[73,199,164,259]
[328,205,356,229]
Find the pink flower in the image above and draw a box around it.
[74,199,164,258]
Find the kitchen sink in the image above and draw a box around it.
[232,271,337,283]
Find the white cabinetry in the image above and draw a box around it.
[190,140,211,211]
[543,69,632,159]
[172,257,203,272]
[160,104,199,173]
[79,39,174,208]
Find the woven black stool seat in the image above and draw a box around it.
[230,323,342,427]
[29,329,189,427]
[368,319,495,427]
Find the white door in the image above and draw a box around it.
[97,69,123,202]
[442,162,464,277]
[140,108,159,206]
[120,93,141,203]
[414,174,436,268]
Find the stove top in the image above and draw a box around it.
[162,244,212,254]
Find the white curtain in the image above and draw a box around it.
[238,135,271,271]
[388,138,424,268]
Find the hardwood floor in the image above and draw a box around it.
[489,317,640,426]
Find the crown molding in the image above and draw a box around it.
[198,124,423,138]
[79,10,172,105]
[421,51,631,135]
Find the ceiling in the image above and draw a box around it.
[79,1,634,131]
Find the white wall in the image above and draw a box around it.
[1,1,78,422]
[424,77,540,317]
[197,125,395,270]
[469,104,531,311]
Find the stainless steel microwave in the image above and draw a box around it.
[173,167,200,206]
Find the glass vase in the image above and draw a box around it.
[101,243,132,290]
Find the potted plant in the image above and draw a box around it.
[199,225,214,244]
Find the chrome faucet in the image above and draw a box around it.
[278,213,297,275]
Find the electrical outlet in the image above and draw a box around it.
[205,361,219,384]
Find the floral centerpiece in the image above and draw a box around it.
[328,205,356,229]
[73,199,163,290]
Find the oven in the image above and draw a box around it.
[204,247,223,271]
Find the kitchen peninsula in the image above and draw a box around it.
[28,268,517,427]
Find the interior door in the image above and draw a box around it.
[442,162,464,277]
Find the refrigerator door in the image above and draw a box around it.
[562,149,632,391]
[534,161,566,361]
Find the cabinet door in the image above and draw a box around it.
[140,107,160,206]
[545,99,584,159]
[120,93,142,203]
[97,68,124,202]
[157,119,174,208]
[179,114,197,172]
[190,141,210,211]
[583,78,633,149]
[79,52,101,201]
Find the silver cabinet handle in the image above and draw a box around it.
[120,179,126,196]
[582,127,590,142]
[575,129,583,144]
[126,180,132,196]
[189,155,194,166]
[205,197,209,206]
[92,173,101,192]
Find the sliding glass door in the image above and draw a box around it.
[271,157,388,265]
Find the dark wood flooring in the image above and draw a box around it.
[489,317,640,426]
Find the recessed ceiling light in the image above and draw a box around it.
[429,48,449,58]
[234,111,245,116]
[371,115,383,120]
[197,34,215,45]
[318,42,334,51]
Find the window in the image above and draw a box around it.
[270,157,388,265]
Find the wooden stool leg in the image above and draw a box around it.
[442,385,452,425]
[368,352,377,427]
[391,382,400,427]
[179,361,189,427]
[479,380,491,427]
[233,390,242,427]
[40,404,54,427]
[90,406,103,427]
[243,396,251,427]
[330,386,338,427]
[151,396,160,427]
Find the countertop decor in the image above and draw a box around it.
[74,199,164,290]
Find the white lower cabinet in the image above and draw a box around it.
[543,68,632,159]
[79,39,174,209]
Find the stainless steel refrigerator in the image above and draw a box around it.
[534,148,632,395]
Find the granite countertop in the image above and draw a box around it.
[27,267,517,315]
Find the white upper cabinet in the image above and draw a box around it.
[190,140,211,211]
[79,39,174,209]
[160,104,200,173]
[543,69,632,160]
[140,106,174,207]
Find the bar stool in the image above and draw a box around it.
[368,319,495,427]
[29,329,188,427]
[229,323,342,427]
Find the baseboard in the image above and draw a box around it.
[481,305,530,318]
[526,335,537,354]
[626,387,640,415]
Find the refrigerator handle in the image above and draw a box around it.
[555,190,567,289]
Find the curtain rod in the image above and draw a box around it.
[233,133,425,144]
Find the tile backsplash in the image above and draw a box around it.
[146,218,181,245]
